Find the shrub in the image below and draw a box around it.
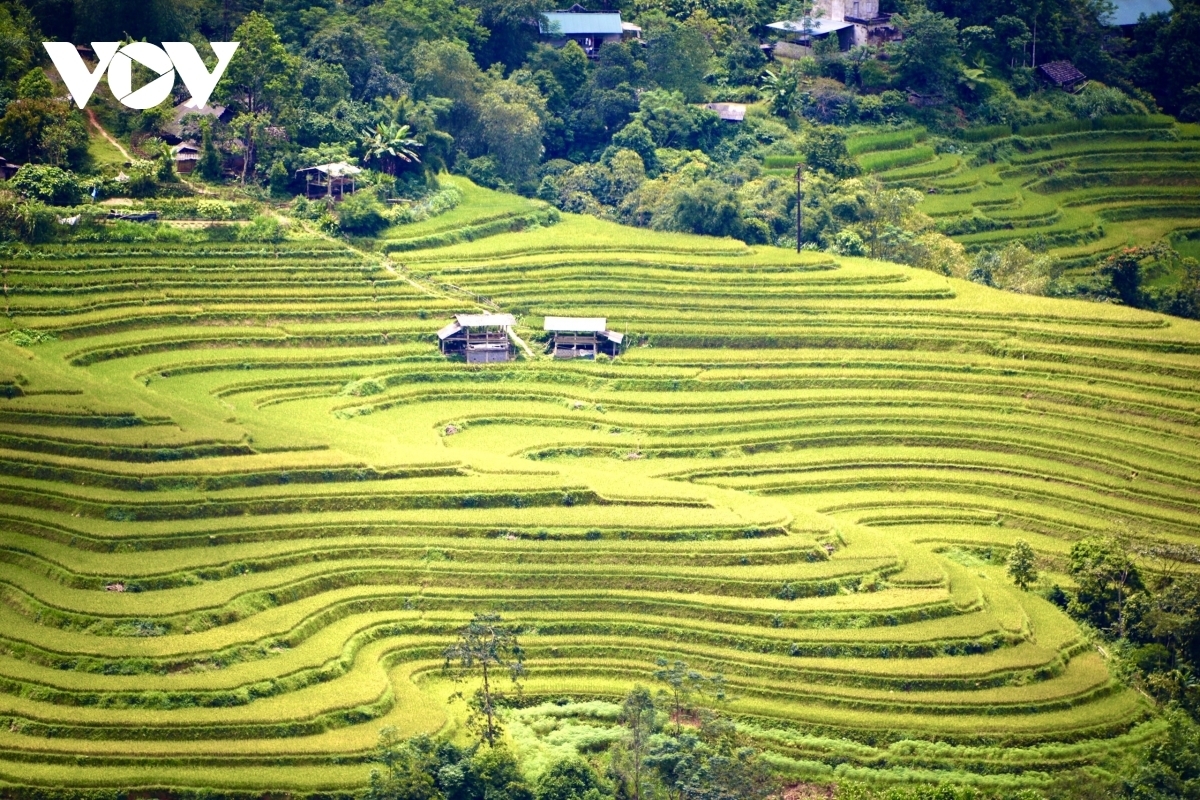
[10,164,83,205]
[237,215,285,243]
[336,192,389,235]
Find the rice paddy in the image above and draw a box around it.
[0,175,1196,792]
[853,118,1200,274]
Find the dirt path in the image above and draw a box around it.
[85,109,130,162]
[322,227,540,359]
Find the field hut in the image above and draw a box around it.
[296,162,361,199]
[438,313,516,363]
[1039,61,1088,92]
[544,316,624,359]
[171,142,200,174]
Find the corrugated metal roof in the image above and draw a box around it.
[296,162,362,177]
[601,330,624,344]
[436,322,462,340]
[539,11,624,36]
[704,103,746,122]
[544,316,606,332]
[1107,0,1172,25]
[456,313,515,328]
[768,18,854,35]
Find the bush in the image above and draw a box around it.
[10,164,83,205]
[336,192,389,235]
[237,215,285,243]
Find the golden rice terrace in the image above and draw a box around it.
[0,180,1196,792]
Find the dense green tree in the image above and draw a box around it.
[218,13,301,182]
[1007,539,1038,590]
[1068,536,1143,637]
[0,96,88,168]
[1123,710,1200,800]
[16,68,52,101]
[803,126,857,178]
[70,0,197,42]
[219,13,301,117]
[534,758,605,800]
[410,38,488,152]
[889,5,963,93]
[1129,0,1200,120]
[644,12,713,102]
[0,3,38,85]
[368,0,486,69]
[465,0,555,70]
[9,163,82,205]
[478,75,546,190]
[197,118,222,181]
[633,89,721,150]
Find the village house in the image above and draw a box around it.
[438,313,516,363]
[538,4,641,58]
[170,142,200,174]
[543,316,624,359]
[768,0,897,53]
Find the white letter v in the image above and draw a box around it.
[42,42,119,108]
[164,42,240,110]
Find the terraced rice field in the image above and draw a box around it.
[855,119,1200,275]
[0,178,1197,792]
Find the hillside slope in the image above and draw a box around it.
[0,181,1197,791]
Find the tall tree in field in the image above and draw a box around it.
[443,613,524,747]
[620,686,658,800]
[1007,539,1038,590]
[654,658,726,735]
[217,12,300,182]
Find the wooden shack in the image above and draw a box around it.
[1039,61,1088,92]
[438,313,516,363]
[544,316,624,359]
[171,142,200,174]
[296,162,361,199]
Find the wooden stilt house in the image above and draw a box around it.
[438,313,516,363]
[544,316,624,359]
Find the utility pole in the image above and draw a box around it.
[795,163,805,253]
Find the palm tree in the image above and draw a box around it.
[359,122,421,176]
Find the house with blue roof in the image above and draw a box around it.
[538,4,641,58]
